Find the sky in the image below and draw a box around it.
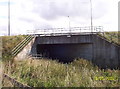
[0,0,119,35]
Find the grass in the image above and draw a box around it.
[1,32,120,87]
[99,31,120,45]
[5,58,120,87]
[1,35,27,87]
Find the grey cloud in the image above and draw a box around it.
[18,17,52,29]
[92,1,108,19]
[32,0,91,20]
[34,23,52,29]
[32,0,108,20]
[19,17,36,23]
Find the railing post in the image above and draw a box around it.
[44,29,45,36]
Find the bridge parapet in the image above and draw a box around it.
[36,35,93,44]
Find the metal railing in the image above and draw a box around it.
[12,35,34,57]
[27,26,103,36]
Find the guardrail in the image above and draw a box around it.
[12,35,34,57]
[27,26,103,36]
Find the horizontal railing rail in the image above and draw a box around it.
[12,35,31,52]
[27,26,103,35]
[12,35,34,57]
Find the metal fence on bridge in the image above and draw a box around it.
[27,26,103,36]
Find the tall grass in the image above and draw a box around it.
[4,58,120,87]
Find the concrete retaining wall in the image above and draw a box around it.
[92,35,120,68]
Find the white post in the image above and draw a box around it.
[8,0,10,36]
[68,16,71,35]
[90,0,93,33]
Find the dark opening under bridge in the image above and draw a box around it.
[13,26,120,69]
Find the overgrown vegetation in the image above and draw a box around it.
[4,59,120,87]
[1,32,120,87]
[99,31,120,45]
[2,35,26,62]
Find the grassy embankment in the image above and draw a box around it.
[1,32,120,87]
[100,31,120,45]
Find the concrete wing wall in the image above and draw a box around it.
[93,34,120,69]
[14,38,35,60]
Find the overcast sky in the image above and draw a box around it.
[0,0,119,35]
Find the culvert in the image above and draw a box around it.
[36,43,93,63]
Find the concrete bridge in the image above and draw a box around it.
[14,26,120,69]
